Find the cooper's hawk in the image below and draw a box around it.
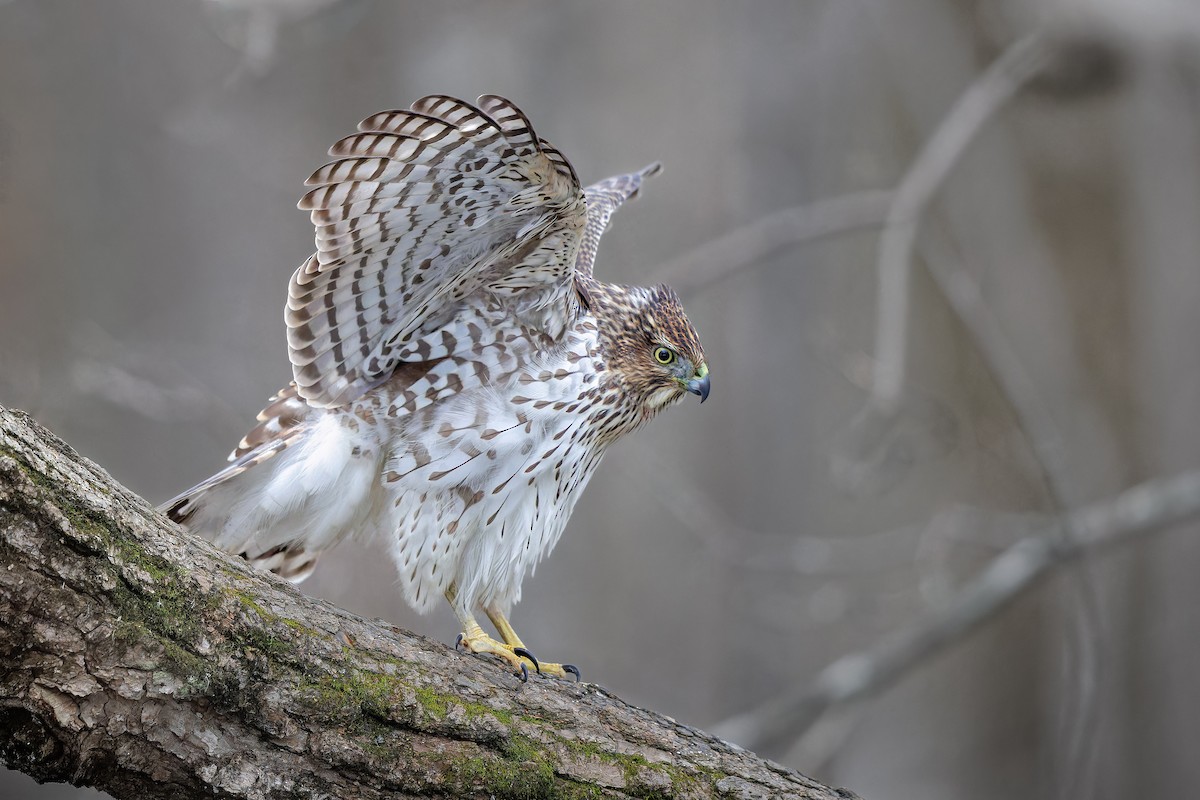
[163,94,709,680]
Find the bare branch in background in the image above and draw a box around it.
[621,439,938,577]
[713,469,1200,755]
[652,190,893,296]
[849,27,1108,791]
[916,227,1107,796]
[869,30,1050,411]
[637,30,1106,774]
[829,31,1053,498]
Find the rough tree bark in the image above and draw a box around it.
[0,406,851,800]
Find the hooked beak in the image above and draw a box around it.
[685,369,711,403]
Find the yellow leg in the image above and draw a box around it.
[446,585,537,681]
[485,604,579,681]
[485,606,526,649]
[444,585,579,681]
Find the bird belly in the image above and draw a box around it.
[382,366,602,615]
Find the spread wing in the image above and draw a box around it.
[575,162,662,278]
[287,94,590,409]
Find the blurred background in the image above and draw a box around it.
[3,1,1200,798]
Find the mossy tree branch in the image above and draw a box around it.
[0,406,851,800]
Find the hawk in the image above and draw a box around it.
[163,94,709,680]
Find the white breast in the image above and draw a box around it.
[381,326,605,615]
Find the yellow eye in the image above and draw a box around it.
[653,346,676,365]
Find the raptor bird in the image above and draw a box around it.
[163,94,709,680]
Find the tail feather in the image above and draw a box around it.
[160,382,322,583]
[241,543,320,583]
[159,434,296,523]
[161,465,322,584]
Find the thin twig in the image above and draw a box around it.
[712,469,1200,754]
[620,439,936,577]
[870,31,1049,411]
[650,190,893,296]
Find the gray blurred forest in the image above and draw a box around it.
[3,1,1200,799]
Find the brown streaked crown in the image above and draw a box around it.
[586,279,706,409]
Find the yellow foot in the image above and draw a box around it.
[454,632,581,682]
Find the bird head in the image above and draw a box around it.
[597,283,709,415]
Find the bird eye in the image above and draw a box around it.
[653,346,676,365]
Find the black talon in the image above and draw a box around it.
[454,633,465,651]
[518,662,530,682]
[563,664,581,682]
[513,647,541,674]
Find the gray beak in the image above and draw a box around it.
[686,373,711,403]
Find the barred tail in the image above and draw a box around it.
[161,465,322,585]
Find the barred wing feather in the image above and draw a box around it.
[287,94,588,409]
[575,162,662,278]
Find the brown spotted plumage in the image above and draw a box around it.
[162,95,708,679]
